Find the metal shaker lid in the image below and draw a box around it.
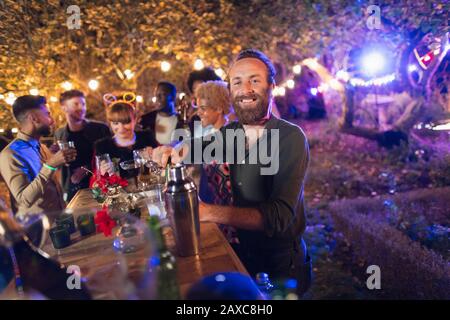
[167,163,187,183]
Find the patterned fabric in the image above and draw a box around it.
[203,160,239,244]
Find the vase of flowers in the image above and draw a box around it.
[90,173,129,213]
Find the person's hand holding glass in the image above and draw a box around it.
[47,140,77,168]
[95,153,115,177]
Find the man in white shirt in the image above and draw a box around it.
[139,81,181,145]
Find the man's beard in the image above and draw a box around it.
[232,92,270,125]
[36,125,52,137]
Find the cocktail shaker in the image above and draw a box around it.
[164,163,200,256]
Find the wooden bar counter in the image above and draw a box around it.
[49,188,248,298]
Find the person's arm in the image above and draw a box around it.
[0,151,58,208]
[200,202,264,231]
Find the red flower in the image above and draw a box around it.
[94,209,116,237]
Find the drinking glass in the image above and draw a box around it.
[95,153,114,177]
[57,140,76,167]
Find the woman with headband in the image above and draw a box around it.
[94,93,159,179]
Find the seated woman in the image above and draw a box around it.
[94,102,159,179]
[194,80,239,246]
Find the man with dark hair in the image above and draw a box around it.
[139,81,183,144]
[187,67,222,95]
[54,90,111,202]
[154,49,312,296]
[0,95,76,217]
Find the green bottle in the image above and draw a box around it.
[147,215,180,299]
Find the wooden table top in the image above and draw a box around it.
[46,188,248,299]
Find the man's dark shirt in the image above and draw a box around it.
[54,120,111,202]
[188,116,310,276]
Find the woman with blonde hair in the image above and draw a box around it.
[194,80,239,246]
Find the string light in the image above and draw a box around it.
[431,121,450,131]
[0,129,4,133]
[0,94,4,100]
[5,93,16,105]
[293,65,302,74]
[88,79,99,90]
[11,128,18,134]
[124,69,134,79]
[151,96,157,103]
[61,81,73,91]
[161,61,171,72]
[273,86,286,96]
[408,64,418,72]
[179,92,186,100]
[194,59,204,70]
[29,88,39,96]
[349,73,395,87]
[286,79,295,89]
[310,88,318,96]
[50,96,58,103]
[136,95,143,103]
[215,68,225,79]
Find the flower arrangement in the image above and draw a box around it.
[94,209,116,237]
[89,173,128,203]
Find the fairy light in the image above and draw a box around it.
[310,88,318,96]
[293,65,302,74]
[286,80,295,89]
[88,79,99,91]
[179,92,186,100]
[431,122,450,131]
[349,73,395,87]
[61,81,73,91]
[151,96,157,103]
[29,88,39,96]
[194,59,204,70]
[214,68,225,79]
[5,92,16,105]
[408,64,418,72]
[124,69,134,79]
[136,95,143,103]
[161,61,171,72]
[0,129,4,133]
[50,96,58,103]
[11,128,18,134]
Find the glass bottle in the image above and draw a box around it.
[147,215,180,299]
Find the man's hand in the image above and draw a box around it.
[46,149,77,168]
[152,144,188,167]
[198,200,211,222]
[70,167,87,184]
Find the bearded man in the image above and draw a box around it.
[154,49,311,296]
